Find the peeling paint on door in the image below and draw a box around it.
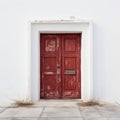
[40,34,81,99]
[45,39,56,52]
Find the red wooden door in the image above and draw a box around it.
[40,35,61,98]
[61,35,81,98]
[40,34,81,99]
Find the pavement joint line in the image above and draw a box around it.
[78,107,85,120]
[94,106,103,116]
[0,106,11,114]
[39,116,84,118]
[39,106,45,118]
[43,106,78,108]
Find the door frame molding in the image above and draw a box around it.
[28,19,93,102]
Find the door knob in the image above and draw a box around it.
[57,64,60,68]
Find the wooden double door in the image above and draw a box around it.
[40,33,81,99]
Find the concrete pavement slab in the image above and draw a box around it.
[99,110,120,118]
[84,118,107,120]
[79,106,97,112]
[96,106,120,118]
[45,101,78,107]
[0,101,120,120]
[0,107,44,118]
[103,105,120,112]
[32,101,47,107]
[107,118,120,120]
[79,106,101,119]
[41,107,81,117]
[39,117,83,120]
[95,104,120,111]
[0,118,38,120]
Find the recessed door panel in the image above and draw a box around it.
[64,57,76,69]
[64,39,76,52]
[44,57,56,72]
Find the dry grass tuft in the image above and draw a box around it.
[77,101,102,107]
[12,100,34,107]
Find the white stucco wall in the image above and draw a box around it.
[0,0,120,105]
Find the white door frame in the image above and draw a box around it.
[28,20,93,102]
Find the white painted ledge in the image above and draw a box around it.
[30,19,92,24]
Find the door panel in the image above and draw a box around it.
[64,39,76,52]
[40,34,81,99]
[64,57,76,69]
[64,75,76,90]
[62,35,81,98]
[44,57,56,72]
[40,35,61,99]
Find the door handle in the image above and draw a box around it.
[57,64,60,68]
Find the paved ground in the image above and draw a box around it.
[0,100,120,120]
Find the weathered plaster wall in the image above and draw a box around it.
[0,0,120,105]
